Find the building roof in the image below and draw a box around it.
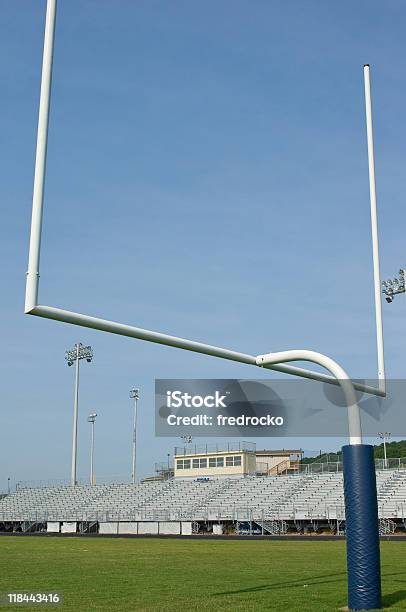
[255,449,303,456]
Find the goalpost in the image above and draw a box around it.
[25,1,387,609]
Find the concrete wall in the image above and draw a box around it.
[45,520,193,536]
[181,522,193,535]
[158,522,181,535]
[138,522,159,535]
[118,522,138,535]
[99,522,119,534]
[61,521,77,533]
[47,521,60,533]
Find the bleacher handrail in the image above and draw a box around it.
[297,457,406,475]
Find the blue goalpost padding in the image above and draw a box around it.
[342,444,382,610]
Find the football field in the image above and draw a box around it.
[0,537,405,611]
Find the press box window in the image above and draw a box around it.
[192,458,207,469]
[226,455,242,467]
[177,459,191,470]
[209,457,224,468]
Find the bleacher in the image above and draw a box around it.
[1,468,406,527]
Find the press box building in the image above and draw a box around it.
[173,443,303,479]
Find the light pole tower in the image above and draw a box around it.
[130,388,140,484]
[87,413,97,485]
[378,432,391,468]
[65,343,93,486]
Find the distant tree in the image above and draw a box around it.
[301,440,406,463]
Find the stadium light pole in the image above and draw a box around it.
[130,388,139,484]
[65,343,93,486]
[378,432,390,468]
[87,413,97,485]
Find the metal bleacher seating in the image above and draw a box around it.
[0,469,405,524]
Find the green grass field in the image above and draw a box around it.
[0,537,405,611]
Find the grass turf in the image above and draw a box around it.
[0,537,405,611]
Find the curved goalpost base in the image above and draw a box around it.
[257,351,381,610]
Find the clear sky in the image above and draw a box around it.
[1,0,405,490]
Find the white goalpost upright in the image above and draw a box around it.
[364,63,386,394]
[25,1,388,609]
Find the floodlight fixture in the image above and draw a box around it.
[65,343,93,365]
[382,269,405,304]
[130,388,140,400]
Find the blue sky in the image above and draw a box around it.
[1,0,406,489]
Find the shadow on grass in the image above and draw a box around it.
[382,590,406,608]
[213,571,347,596]
[214,574,406,610]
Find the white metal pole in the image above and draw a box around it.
[256,349,362,445]
[34,305,385,398]
[132,396,137,484]
[383,437,387,469]
[71,344,80,486]
[90,420,95,485]
[25,0,57,313]
[364,65,386,393]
